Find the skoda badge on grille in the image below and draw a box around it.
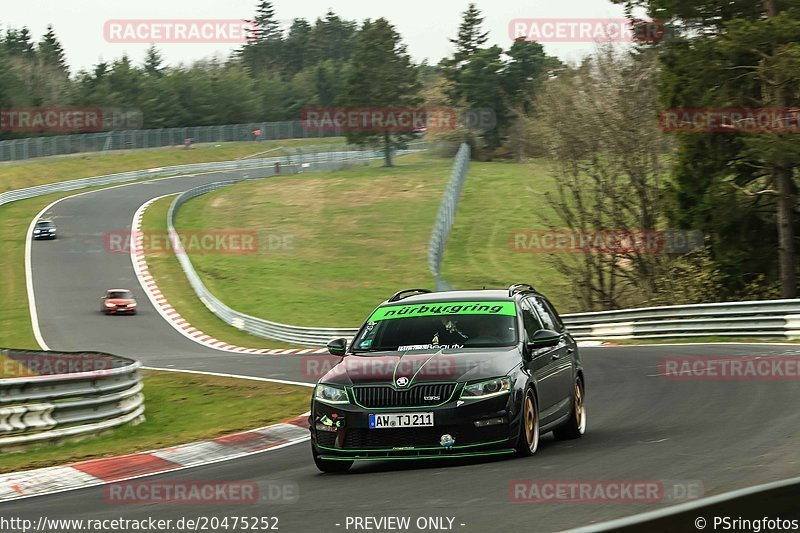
[396,376,409,387]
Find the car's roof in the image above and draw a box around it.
[383,290,516,305]
[107,288,132,293]
[37,219,54,224]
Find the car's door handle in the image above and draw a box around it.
[551,353,561,360]
[566,347,575,355]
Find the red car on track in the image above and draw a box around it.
[101,289,138,315]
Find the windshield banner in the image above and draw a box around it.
[369,301,517,321]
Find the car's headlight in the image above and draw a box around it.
[315,384,349,404]
[460,377,512,400]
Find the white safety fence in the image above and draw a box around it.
[0,143,390,209]
[561,299,800,341]
[0,349,143,449]
[428,143,470,291]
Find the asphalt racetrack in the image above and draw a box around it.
[7,168,800,532]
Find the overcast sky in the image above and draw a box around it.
[1,0,637,72]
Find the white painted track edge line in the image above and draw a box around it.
[142,366,315,388]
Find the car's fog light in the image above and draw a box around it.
[474,417,506,428]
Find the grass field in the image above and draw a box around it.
[0,137,344,193]
[0,369,311,473]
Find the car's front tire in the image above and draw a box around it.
[553,376,586,440]
[312,446,353,473]
[515,389,540,457]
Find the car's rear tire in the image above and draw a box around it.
[515,389,539,457]
[313,447,352,473]
[554,377,586,440]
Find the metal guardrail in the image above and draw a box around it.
[0,143,375,209]
[561,299,800,340]
[428,143,471,291]
[0,349,144,449]
[0,120,344,162]
[167,146,424,346]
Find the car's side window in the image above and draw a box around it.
[520,299,544,340]
[530,297,564,332]
[540,298,566,332]
[529,297,558,331]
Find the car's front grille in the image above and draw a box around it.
[351,383,457,408]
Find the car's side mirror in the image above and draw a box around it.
[327,338,348,356]
[527,329,561,350]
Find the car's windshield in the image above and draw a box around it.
[352,301,517,352]
[108,291,132,299]
[36,221,54,228]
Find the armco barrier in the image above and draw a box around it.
[561,298,800,340]
[0,143,387,209]
[0,349,143,449]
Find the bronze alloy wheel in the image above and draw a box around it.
[523,391,539,454]
[575,380,586,434]
[554,377,587,440]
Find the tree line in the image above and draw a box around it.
[0,2,560,152]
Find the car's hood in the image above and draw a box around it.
[320,347,519,387]
[105,299,135,305]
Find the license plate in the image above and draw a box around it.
[369,412,434,429]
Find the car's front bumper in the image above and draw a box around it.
[104,307,137,314]
[310,393,520,460]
